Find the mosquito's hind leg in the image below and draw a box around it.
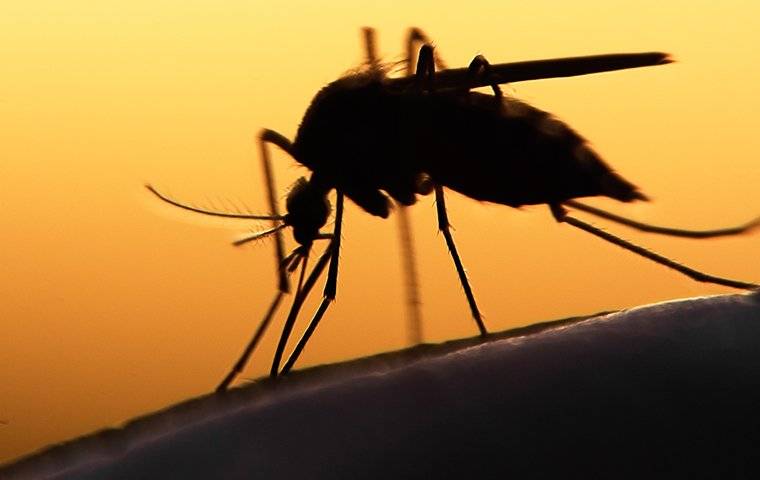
[549,203,758,290]
[564,200,760,239]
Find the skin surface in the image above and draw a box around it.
[3,293,760,479]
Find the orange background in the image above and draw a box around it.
[2,0,759,462]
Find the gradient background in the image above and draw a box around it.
[2,0,759,462]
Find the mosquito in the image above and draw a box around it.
[147,28,759,391]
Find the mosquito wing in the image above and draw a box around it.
[387,52,672,92]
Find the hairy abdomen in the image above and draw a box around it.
[413,92,646,206]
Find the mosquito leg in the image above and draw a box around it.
[361,27,427,345]
[283,248,304,272]
[382,30,433,345]
[466,55,503,97]
[215,290,286,392]
[324,192,344,298]
[403,34,502,342]
[296,250,309,297]
[405,28,448,73]
[269,241,334,378]
[435,186,488,335]
[406,28,428,73]
[564,200,760,239]
[355,30,422,344]
[549,203,758,290]
[397,207,423,344]
[280,192,345,374]
[362,27,380,73]
[259,129,295,294]
[280,297,331,375]
[415,44,502,98]
[406,29,500,97]
[414,43,488,335]
[414,44,437,92]
[215,247,307,391]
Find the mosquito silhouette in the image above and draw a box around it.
[147,28,759,391]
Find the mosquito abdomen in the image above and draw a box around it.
[416,92,647,207]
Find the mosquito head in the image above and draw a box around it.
[284,176,331,246]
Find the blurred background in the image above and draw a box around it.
[2,0,759,462]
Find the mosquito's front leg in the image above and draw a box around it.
[279,192,346,374]
[269,192,345,377]
[324,191,344,300]
[259,129,294,294]
[211,129,297,391]
[216,290,286,392]
[269,242,333,378]
[216,246,312,391]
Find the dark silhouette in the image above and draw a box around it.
[147,28,758,391]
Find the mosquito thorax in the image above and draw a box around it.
[292,74,398,171]
[284,176,331,246]
[290,74,431,218]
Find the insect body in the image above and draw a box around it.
[148,28,758,391]
[294,60,645,219]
